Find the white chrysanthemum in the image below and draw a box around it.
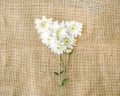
[66,21,83,37]
[35,16,83,55]
[50,41,66,55]
[52,21,67,38]
[35,16,52,33]
[61,35,76,49]
[40,33,56,47]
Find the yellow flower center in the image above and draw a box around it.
[40,22,47,28]
[47,38,51,42]
[63,38,70,45]
[70,25,76,31]
[56,29,61,34]
[56,46,61,50]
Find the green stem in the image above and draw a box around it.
[60,86,63,96]
[58,54,63,96]
[65,53,70,73]
[58,53,70,96]
[67,53,70,69]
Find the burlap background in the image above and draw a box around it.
[0,0,120,96]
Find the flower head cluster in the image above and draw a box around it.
[35,16,82,54]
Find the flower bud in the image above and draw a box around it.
[66,49,72,54]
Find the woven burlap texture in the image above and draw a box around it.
[0,0,120,96]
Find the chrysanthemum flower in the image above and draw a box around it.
[52,21,67,39]
[50,41,66,54]
[66,21,83,37]
[40,33,56,47]
[35,16,82,55]
[35,16,52,33]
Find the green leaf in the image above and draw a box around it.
[60,70,64,74]
[54,72,59,75]
[59,82,62,86]
[61,78,69,86]
[63,78,68,82]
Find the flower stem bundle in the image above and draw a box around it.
[35,16,82,96]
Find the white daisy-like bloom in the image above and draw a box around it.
[61,35,76,49]
[52,21,67,39]
[66,21,83,37]
[35,16,83,55]
[50,41,66,55]
[34,16,52,33]
[40,32,56,47]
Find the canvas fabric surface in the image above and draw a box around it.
[0,0,120,96]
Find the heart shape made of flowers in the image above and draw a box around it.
[35,16,83,54]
